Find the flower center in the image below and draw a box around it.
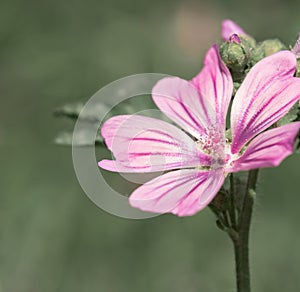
[197,126,225,153]
[196,126,239,171]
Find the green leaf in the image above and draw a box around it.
[54,95,158,122]
[54,131,73,145]
[54,129,104,146]
[54,95,171,147]
[54,102,84,120]
[54,102,111,123]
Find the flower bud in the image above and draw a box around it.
[296,59,300,78]
[262,39,287,55]
[220,35,253,81]
[251,39,286,65]
[220,39,246,70]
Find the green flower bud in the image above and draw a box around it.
[296,59,300,78]
[241,34,256,48]
[251,39,287,65]
[251,46,265,65]
[220,40,246,71]
[262,39,287,55]
[220,35,255,82]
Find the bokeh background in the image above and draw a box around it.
[1,0,300,291]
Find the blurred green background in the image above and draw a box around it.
[1,0,300,291]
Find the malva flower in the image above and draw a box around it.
[99,45,300,217]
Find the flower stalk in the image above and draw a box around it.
[233,169,258,292]
[211,169,259,292]
[221,169,258,292]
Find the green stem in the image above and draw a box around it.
[210,169,259,292]
[222,210,230,227]
[232,169,259,292]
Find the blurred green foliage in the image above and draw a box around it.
[1,0,300,291]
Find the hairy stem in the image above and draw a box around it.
[210,169,259,292]
[232,169,259,292]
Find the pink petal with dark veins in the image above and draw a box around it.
[99,115,211,173]
[129,168,225,216]
[231,51,300,154]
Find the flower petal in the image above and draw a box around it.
[129,169,225,217]
[231,122,300,172]
[190,45,233,128]
[221,19,247,40]
[152,77,211,140]
[231,51,300,154]
[99,115,211,173]
[152,45,233,139]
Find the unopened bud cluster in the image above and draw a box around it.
[220,35,287,83]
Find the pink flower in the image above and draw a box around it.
[99,45,300,217]
[222,19,247,41]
